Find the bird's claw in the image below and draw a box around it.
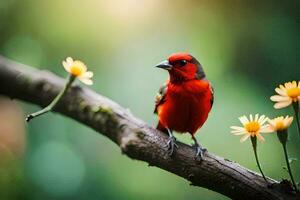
[194,145,207,161]
[165,136,178,156]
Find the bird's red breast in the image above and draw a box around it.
[155,53,214,135]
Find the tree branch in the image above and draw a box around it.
[0,55,298,200]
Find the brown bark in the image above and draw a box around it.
[0,55,299,200]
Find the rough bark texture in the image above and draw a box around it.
[0,55,299,200]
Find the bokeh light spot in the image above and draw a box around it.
[28,141,86,197]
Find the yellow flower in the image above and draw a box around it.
[62,57,93,85]
[231,114,271,142]
[270,81,300,109]
[268,116,293,132]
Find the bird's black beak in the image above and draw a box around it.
[155,60,172,70]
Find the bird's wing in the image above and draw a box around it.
[209,83,214,108]
[154,83,168,114]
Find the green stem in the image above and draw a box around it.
[26,74,75,122]
[251,137,268,184]
[292,102,300,138]
[282,144,298,192]
[252,146,268,183]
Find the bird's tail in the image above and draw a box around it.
[156,121,168,134]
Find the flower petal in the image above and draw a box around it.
[233,131,246,135]
[270,95,290,102]
[274,100,292,109]
[267,119,276,128]
[275,88,287,96]
[279,84,287,91]
[62,61,71,72]
[230,126,246,135]
[258,115,266,123]
[80,71,93,79]
[256,134,265,142]
[230,126,245,131]
[239,116,249,125]
[260,125,273,133]
[285,82,292,89]
[284,116,293,127]
[240,134,250,143]
[260,117,269,125]
[73,60,87,72]
[66,57,73,64]
[79,77,93,85]
[254,114,259,121]
[249,114,253,122]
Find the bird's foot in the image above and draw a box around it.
[193,144,207,161]
[165,136,178,156]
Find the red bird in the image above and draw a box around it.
[154,53,214,159]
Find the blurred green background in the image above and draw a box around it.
[0,0,300,199]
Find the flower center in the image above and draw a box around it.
[70,65,84,76]
[245,121,260,135]
[287,88,300,99]
[275,121,285,131]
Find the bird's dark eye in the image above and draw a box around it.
[178,60,187,66]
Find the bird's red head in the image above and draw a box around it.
[155,52,205,83]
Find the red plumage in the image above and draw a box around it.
[154,52,214,158]
[156,79,212,135]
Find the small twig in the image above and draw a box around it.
[26,74,75,122]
